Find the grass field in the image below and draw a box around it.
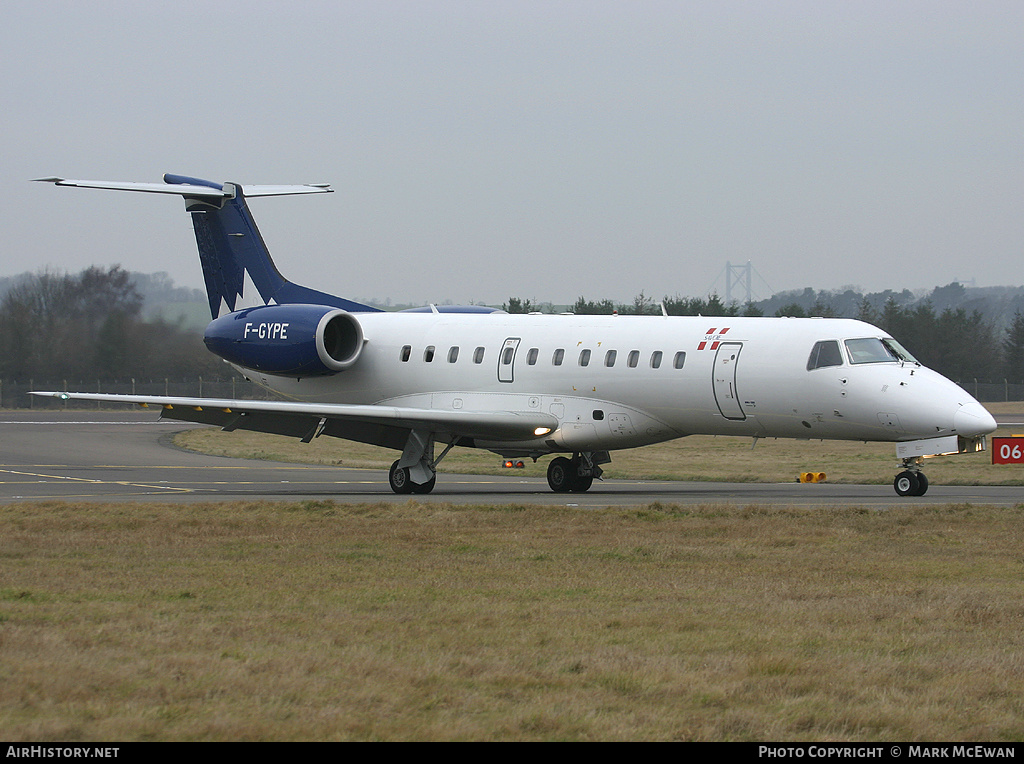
[173,401,1024,487]
[3,404,1023,740]
[2,500,1024,741]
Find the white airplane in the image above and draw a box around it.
[32,174,997,496]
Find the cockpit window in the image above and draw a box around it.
[844,337,918,365]
[845,338,894,364]
[807,340,843,371]
[882,338,918,364]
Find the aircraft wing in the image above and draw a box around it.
[30,392,556,450]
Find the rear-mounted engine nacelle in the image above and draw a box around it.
[204,304,364,376]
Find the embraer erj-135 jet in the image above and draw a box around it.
[33,174,996,496]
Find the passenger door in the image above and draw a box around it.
[713,342,746,420]
[498,337,521,383]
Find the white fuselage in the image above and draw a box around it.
[242,313,994,456]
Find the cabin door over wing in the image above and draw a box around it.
[712,342,746,420]
[498,337,521,383]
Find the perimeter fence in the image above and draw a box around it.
[955,380,1024,403]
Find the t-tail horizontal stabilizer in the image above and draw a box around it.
[34,174,380,319]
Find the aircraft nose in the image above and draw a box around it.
[953,402,997,438]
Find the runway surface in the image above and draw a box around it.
[1,410,1021,506]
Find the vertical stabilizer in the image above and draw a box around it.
[163,174,379,318]
[35,174,380,320]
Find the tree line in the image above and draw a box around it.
[0,266,224,382]
[2,266,1023,387]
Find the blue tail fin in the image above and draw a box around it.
[163,174,380,318]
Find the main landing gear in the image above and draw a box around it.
[389,459,436,494]
[893,457,929,497]
[547,452,604,493]
[388,429,455,495]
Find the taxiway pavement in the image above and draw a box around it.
[1,410,1020,506]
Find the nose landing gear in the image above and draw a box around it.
[893,458,929,496]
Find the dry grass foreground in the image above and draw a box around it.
[174,402,1024,486]
[2,500,1024,741]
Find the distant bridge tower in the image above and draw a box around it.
[725,261,752,305]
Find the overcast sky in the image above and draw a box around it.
[3,1,1022,306]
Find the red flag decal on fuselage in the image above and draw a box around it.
[698,327,730,350]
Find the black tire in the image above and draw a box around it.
[893,470,920,497]
[389,459,414,494]
[570,474,594,492]
[912,472,929,496]
[411,473,436,494]
[547,457,574,492]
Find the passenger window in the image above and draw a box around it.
[650,351,663,369]
[553,348,564,366]
[527,347,539,365]
[474,347,485,364]
[579,349,591,367]
[501,346,514,365]
[673,351,686,369]
[400,345,411,362]
[807,340,844,370]
[448,346,459,363]
[605,349,617,367]
[424,346,435,363]
[627,350,640,368]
